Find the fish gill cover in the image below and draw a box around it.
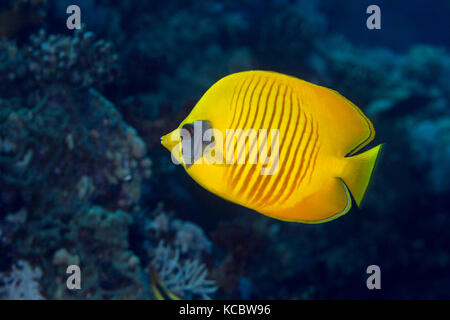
[0,0,449,299]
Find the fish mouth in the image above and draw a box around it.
[160,131,179,152]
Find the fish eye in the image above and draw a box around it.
[181,123,195,140]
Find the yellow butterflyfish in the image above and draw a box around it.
[161,71,382,223]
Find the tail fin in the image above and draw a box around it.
[340,144,383,207]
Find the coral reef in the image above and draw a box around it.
[51,206,145,299]
[0,87,151,212]
[0,260,45,300]
[0,28,119,100]
[0,21,220,299]
[150,241,217,299]
[141,203,218,299]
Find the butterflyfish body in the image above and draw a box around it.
[161,71,383,223]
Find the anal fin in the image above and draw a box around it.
[259,178,351,223]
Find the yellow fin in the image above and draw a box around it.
[260,178,352,223]
[316,87,375,156]
[149,268,181,300]
[341,144,383,207]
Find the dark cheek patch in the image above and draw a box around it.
[181,120,214,168]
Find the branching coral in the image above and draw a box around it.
[0,260,45,300]
[150,241,217,300]
[141,203,218,299]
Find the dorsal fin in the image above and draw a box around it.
[312,86,375,157]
